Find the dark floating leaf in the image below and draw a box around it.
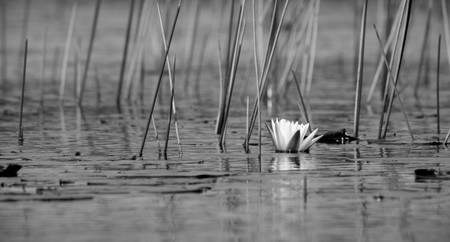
[0,164,22,177]
[317,129,357,144]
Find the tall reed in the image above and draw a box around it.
[381,0,412,139]
[353,0,367,138]
[373,25,414,141]
[116,0,135,109]
[413,0,433,99]
[18,39,28,146]
[79,0,102,106]
[252,0,261,157]
[40,27,48,108]
[216,0,246,141]
[157,1,182,156]
[59,3,77,103]
[164,57,176,159]
[377,0,408,139]
[437,35,441,136]
[247,0,289,142]
[292,70,312,132]
[139,1,182,157]
[16,0,30,81]
[1,1,7,89]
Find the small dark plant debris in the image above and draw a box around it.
[0,164,22,177]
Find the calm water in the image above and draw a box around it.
[1,0,450,242]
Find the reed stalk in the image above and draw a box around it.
[79,0,101,106]
[377,0,407,139]
[216,0,246,139]
[366,5,402,104]
[215,43,224,134]
[116,0,135,108]
[59,2,77,103]
[437,35,441,136]
[382,0,412,139]
[373,25,414,141]
[444,130,450,144]
[164,57,176,159]
[246,96,250,153]
[51,47,60,92]
[247,0,289,142]
[194,34,209,97]
[94,65,101,105]
[441,0,450,77]
[125,0,150,102]
[16,0,30,81]
[139,1,181,157]
[305,0,320,97]
[292,70,312,132]
[353,0,367,138]
[1,1,6,89]
[40,27,48,109]
[252,0,261,157]
[413,0,433,99]
[225,0,236,80]
[18,39,28,146]
[156,1,182,156]
[75,39,82,99]
[219,15,246,145]
[152,116,162,156]
[183,0,201,93]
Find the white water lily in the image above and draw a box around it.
[266,118,323,153]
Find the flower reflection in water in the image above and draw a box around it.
[269,153,317,172]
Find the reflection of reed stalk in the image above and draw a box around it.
[353,0,367,138]
[18,39,28,146]
[139,1,182,157]
[79,0,101,106]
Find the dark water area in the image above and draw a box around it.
[1,0,450,241]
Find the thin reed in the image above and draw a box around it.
[353,0,367,138]
[79,0,101,106]
[139,1,182,158]
[59,2,77,103]
[18,39,28,146]
[116,0,135,108]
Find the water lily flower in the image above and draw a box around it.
[266,118,322,153]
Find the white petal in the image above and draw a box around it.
[298,128,319,151]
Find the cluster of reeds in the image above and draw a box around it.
[4,0,450,152]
